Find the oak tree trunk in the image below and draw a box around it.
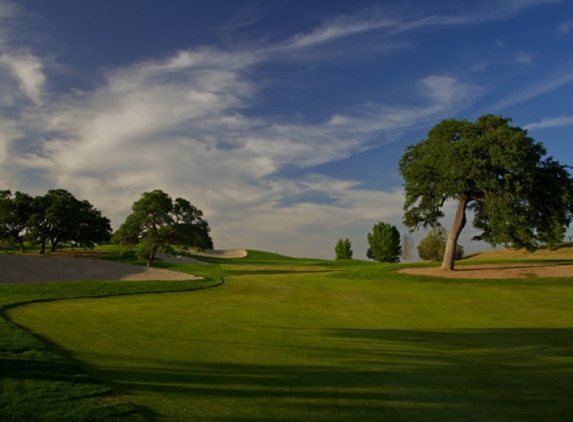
[440,198,468,271]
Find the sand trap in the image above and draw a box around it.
[398,263,573,279]
[189,249,247,259]
[0,254,200,284]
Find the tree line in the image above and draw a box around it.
[335,222,463,262]
[0,189,112,254]
[0,189,213,266]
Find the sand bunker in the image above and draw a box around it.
[398,263,573,279]
[189,249,247,259]
[0,254,200,284]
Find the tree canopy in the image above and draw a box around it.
[366,222,401,263]
[114,190,213,266]
[0,189,111,253]
[400,114,573,270]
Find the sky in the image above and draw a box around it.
[1,0,573,259]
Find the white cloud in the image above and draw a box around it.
[210,183,408,259]
[282,15,399,50]
[323,75,479,137]
[524,115,573,130]
[0,53,45,104]
[420,75,479,107]
[279,0,555,54]
[493,68,573,110]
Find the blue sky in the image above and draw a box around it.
[1,0,572,259]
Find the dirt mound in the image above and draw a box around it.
[0,254,200,284]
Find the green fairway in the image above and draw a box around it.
[5,254,573,421]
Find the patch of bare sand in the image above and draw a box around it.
[189,249,247,259]
[0,254,199,284]
[398,263,573,279]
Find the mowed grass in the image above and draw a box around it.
[5,251,573,421]
[0,261,221,421]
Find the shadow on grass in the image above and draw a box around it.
[1,350,152,420]
[233,269,341,276]
[22,327,573,421]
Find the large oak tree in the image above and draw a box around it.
[114,190,213,266]
[399,114,573,271]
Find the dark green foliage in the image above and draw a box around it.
[28,189,112,254]
[1,189,111,254]
[400,114,573,270]
[335,238,353,260]
[367,221,401,262]
[113,190,213,266]
[0,190,33,251]
[417,227,464,261]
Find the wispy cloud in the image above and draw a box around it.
[281,15,399,50]
[493,68,573,110]
[217,2,263,31]
[525,115,573,130]
[514,50,533,64]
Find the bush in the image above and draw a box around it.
[417,227,464,261]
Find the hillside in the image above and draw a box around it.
[466,244,573,261]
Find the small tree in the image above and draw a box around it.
[114,190,213,266]
[367,222,401,263]
[417,227,464,261]
[335,238,353,260]
[400,233,414,262]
